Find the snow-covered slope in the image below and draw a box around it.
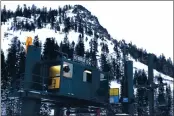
[1,5,173,96]
[111,55,173,95]
[2,18,173,94]
[1,17,91,56]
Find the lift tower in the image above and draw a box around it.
[122,60,134,115]
[135,54,167,116]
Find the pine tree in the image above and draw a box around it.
[5,37,21,115]
[37,17,42,29]
[1,50,8,90]
[87,27,93,36]
[100,42,111,78]
[55,42,60,51]
[89,37,98,67]
[135,70,148,116]
[78,20,84,35]
[59,16,62,24]
[16,44,26,92]
[85,37,88,42]
[6,37,21,84]
[1,50,9,116]
[75,34,85,57]
[1,5,7,23]
[69,41,75,59]
[33,35,41,47]
[23,4,28,18]
[64,17,71,33]
[18,47,26,73]
[6,9,13,20]
[13,14,17,31]
[15,5,23,17]
[54,41,60,58]
[58,7,62,16]
[47,8,51,23]
[27,6,32,18]
[85,50,91,59]
[110,57,117,80]
[42,38,59,60]
[157,75,166,116]
[101,43,109,54]
[94,31,99,39]
[31,22,35,31]
[165,85,172,116]
[113,42,123,81]
[74,23,77,32]
[100,53,106,72]
[40,7,47,27]
[100,53,110,73]
[84,25,88,35]
[60,34,70,58]
[31,4,37,16]
[50,10,55,29]
[70,17,74,30]
[55,21,60,31]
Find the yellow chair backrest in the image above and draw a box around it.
[26,37,33,53]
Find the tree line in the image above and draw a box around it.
[1,35,173,116]
[1,4,173,77]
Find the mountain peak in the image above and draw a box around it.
[71,4,111,40]
[74,4,90,13]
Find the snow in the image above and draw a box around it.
[115,114,129,115]
[1,23,13,57]
[106,39,115,54]
[66,9,76,18]
[131,56,173,90]
[110,55,173,96]
[50,110,54,115]
[16,16,34,23]
[30,90,41,94]
[67,31,80,43]
[1,17,94,56]
[1,6,173,99]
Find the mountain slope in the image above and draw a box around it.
[1,4,173,90]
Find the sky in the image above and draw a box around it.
[1,1,173,61]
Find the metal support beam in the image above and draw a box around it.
[125,61,134,116]
[122,60,128,114]
[21,98,41,116]
[24,45,41,89]
[134,54,168,116]
[54,107,63,116]
[148,54,154,116]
